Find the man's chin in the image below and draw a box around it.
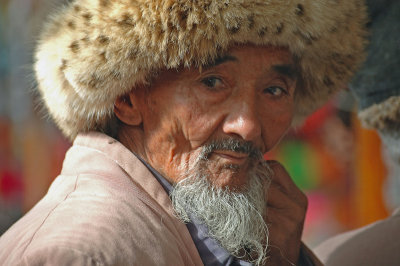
[203,160,255,190]
[208,170,252,191]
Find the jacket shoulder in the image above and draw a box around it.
[0,173,187,266]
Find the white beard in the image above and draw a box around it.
[170,145,271,265]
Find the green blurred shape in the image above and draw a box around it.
[276,140,320,190]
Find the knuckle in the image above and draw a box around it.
[267,160,285,171]
[300,192,308,210]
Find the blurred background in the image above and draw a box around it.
[0,0,398,248]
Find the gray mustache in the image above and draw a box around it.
[200,138,263,160]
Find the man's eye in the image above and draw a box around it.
[201,77,224,90]
[264,86,287,96]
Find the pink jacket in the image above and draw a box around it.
[314,208,400,266]
[0,132,202,265]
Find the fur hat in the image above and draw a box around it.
[351,0,400,130]
[35,0,368,140]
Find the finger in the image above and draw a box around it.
[266,181,308,220]
[266,208,304,234]
[267,182,295,209]
[265,183,307,213]
[267,190,307,221]
[266,160,297,192]
[266,204,307,224]
[266,161,308,205]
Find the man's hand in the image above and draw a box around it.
[264,161,308,265]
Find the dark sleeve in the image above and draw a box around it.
[298,242,324,266]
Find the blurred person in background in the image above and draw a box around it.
[315,0,400,265]
[0,0,367,265]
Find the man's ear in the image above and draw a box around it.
[114,90,142,126]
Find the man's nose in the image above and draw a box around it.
[222,101,262,142]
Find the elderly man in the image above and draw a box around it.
[0,0,367,265]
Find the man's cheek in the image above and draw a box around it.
[262,120,292,151]
[187,118,219,147]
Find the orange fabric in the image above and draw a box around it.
[353,118,388,227]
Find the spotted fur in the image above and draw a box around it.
[34,0,368,140]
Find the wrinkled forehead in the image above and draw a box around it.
[149,44,298,84]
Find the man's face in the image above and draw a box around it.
[134,44,296,189]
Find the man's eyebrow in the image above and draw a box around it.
[203,55,238,70]
[272,64,298,80]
